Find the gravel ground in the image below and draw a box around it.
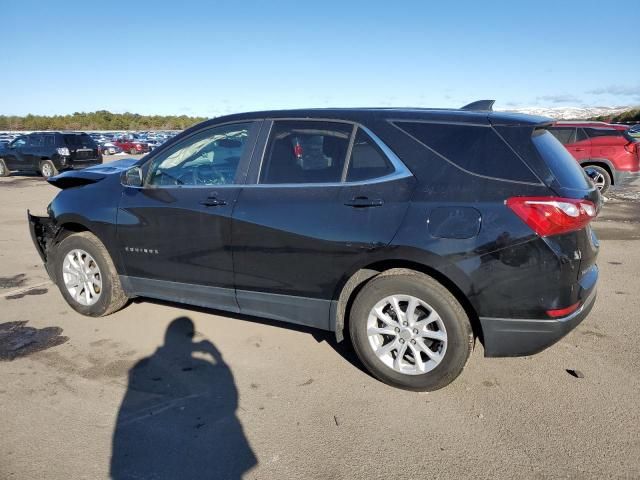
[0,159,639,479]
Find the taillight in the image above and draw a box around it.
[506,196,597,237]
[546,302,581,318]
[624,142,638,154]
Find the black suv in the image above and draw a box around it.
[0,132,102,178]
[28,102,601,390]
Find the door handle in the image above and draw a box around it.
[574,148,584,152]
[344,196,384,208]
[200,196,227,207]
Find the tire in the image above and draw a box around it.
[583,165,611,194]
[53,232,128,317]
[40,160,58,178]
[349,269,473,391]
[129,148,137,155]
[0,158,9,177]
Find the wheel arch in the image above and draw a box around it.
[332,258,481,344]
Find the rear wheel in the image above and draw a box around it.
[583,165,611,194]
[54,232,128,317]
[40,160,58,178]
[129,148,137,155]
[0,159,9,177]
[349,269,473,391]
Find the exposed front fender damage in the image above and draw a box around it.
[27,210,59,281]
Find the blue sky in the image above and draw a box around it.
[2,0,639,116]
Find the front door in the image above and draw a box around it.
[3,136,29,171]
[116,121,260,311]
[232,120,415,329]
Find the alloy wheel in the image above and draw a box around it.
[367,294,447,375]
[62,249,102,306]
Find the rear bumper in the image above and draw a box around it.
[480,285,597,357]
[67,160,102,170]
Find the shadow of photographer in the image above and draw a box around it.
[110,316,256,479]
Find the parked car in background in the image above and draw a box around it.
[100,142,123,156]
[0,132,102,178]
[28,102,601,391]
[548,121,640,193]
[113,138,150,155]
[628,124,640,139]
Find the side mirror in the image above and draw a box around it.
[121,166,143,187]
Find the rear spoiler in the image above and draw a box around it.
[461,100,495,111]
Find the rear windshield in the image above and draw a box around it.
[532,129,591,190]
[63,134,96,148]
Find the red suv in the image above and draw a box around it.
[113,138,150,155]
[548,121,640,193]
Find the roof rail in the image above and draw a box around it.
[461,100,495,111]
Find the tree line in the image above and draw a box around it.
[590,108,640,123]
[0,111,208,131]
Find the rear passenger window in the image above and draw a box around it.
[395,122,538,182]
[260,121,352,184]
[548,127,576,145]
[346,129,394,181]
[28,135,44,147]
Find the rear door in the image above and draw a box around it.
[231,119,415,329]
[63,133,100,164]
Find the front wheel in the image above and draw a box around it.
[129,148,137,155]
[0,158,9,177]
[53,232,128,316]
[583,165,611,194]
[349,269,473,391]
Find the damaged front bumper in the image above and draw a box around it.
[27,210,58,281]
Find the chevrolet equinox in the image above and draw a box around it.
[28,101,601,390]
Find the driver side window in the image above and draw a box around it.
[12,137,27,149]
[147,122,252,187]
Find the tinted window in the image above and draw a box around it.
[346,128,394,181]
[260,120,352,184]
[576,128,589,142]
[547,127,576,145]
[148,122,251,186]
[44,135,56,147]
[63,134,96,148]
[395,122,538,182]
[28,134,44,147]
[11,137,27,148]
[533,130,591,190]
[584,128,623,138]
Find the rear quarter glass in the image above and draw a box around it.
[532,129,591,191]
[394,121,539,183]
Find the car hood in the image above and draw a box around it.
[47,158,140,189]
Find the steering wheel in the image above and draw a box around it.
[193,163,227,185]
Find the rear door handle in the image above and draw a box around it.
[200,196,227,207]
[344,196,384,208]
[574,148,584,152]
